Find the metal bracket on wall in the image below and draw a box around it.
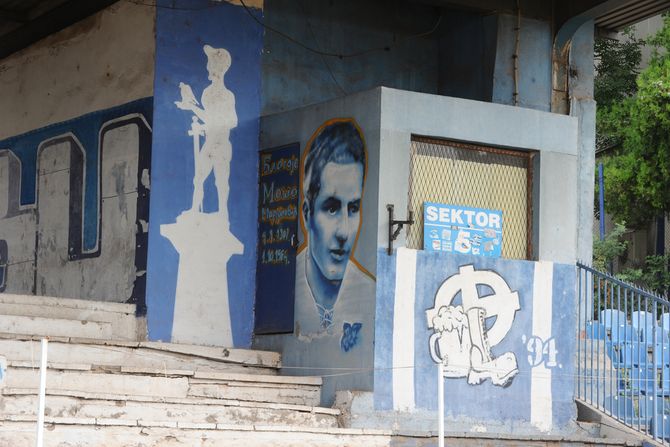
[387,204,414,255]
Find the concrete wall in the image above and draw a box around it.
[0,2,154,304]
[262,1,556,116]
[0,1,154,139]
[378,87,580,263]
[438,11,498,102]
[570,22,596,264]
[492,14,552,112]
[373,248,577,435]
[254,89,382,405]
[255,86,582,408]
[261,0,439,115]
[146,0,263,347]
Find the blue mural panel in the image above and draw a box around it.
[374,248,576,431]
[0,99,153,304]
[255,143,300,334]
[147,0,262,347]
[0,98,152,254]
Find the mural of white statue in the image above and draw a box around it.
[161,44,243,347]
[175,45,237,220]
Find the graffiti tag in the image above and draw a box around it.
[426,265,520,387]
[522,335,560,368]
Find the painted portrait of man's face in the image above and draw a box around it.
[302,119,367,292]
[306,161,363,281]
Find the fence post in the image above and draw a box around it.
[36,338,48,447]
[438,361,444,447]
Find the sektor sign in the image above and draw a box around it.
[423,203,502,257]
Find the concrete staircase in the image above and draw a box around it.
[0,294,141,341]
[0,294,348,446]
[576,399,655,446]
[0,294,647,446]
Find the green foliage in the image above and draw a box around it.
[593,223,670,296]
[595,29,642,153]
[619,255,670,297]
[593,222,628,272]
[598,15,670,229]
[594,29,642,108]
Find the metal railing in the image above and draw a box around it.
[577,262,670,444]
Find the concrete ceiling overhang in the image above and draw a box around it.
[0,0,118,60]
[1,0,668,61]
[413,0,670,32]
[595,0,670,31]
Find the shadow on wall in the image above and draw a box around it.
[0,98,153,307]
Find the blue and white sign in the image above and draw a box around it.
[423,203,502,258]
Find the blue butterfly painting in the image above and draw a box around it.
[341,322,362,352]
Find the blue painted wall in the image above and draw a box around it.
[262,2,554,115]
[253,89,382,406]
[147,0,262,347]
[492,15,552,112]
[261,0,440,115]
[0,99,153,304]
[375,248,576,432]
[438,11,498,102]
[0,98,152,252]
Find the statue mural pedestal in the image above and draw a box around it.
[161,210,242,347]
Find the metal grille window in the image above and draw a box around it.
[407,137,534,260]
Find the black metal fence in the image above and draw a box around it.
[577,262,670,443]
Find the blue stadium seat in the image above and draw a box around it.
[638,395,659,427]
[632,343,651,368]
[654,344,670,368]
[632,310,656,330]
[661,313,670,332]
[586,321,607,340]
[659,367,670,396]
[601,309,627,330]
[630,367,656,395]
[650,413,670,441]
[604,395,638,426]
[641,326,669,345]
[611,324,638,344]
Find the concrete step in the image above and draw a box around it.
[0,393,340,429]
[0,420,642,447]
[3,365,321,406]
[0,315,113,340]
[0,335,280,374]
[0,293,141,340]
[576,398,654,445]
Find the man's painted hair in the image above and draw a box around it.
[303,120,366,215]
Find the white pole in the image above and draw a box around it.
[438,361,444,447]
[36,338,48,447]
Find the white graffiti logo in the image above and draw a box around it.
[426,265,520,387]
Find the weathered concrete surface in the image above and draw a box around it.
[0,421,641,447]
[378,87,580,263]
[0,293,140,340]
[576,399,650,446]
[1,394,339,429]
[0,0,153,305]
[0,315,112,340]
[0,337,280,375]
[0,212,36,295]
[578,339,616,407]
[0,1,154,139]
